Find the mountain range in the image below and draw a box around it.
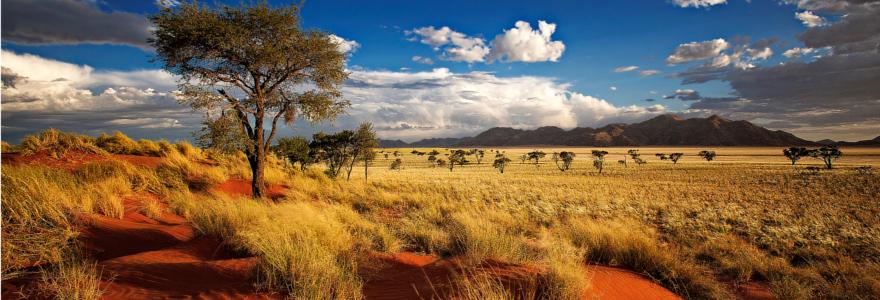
[378,115,877,148]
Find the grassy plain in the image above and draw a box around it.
[2,131,879,299]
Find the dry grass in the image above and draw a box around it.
[4,130,878,299]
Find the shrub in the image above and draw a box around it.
[95,131,142,155]
[19,129,104,158]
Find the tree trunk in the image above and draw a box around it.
[364,159,369,182]
[249,151,266,199]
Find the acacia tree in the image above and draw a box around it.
[519,154,528,164]
[552,151,576,171]
[655,153,669,161]
[473,149,485,164]
[591,150,609,174]
[783,147,810,167]
[347,122,378,181]
[151,2,348,198]
[309,131,355,178]
[809,146,842,169]
[389,158,402,171]
[698,150,716,162]
[493,153,512,174]
[448,149,469,171]
[274,136,311,170]
[427,155,438,167]
[669,153,684,164]
[527,150,546,168]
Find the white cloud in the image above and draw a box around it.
[343,68,664,140]
[614,65,639,72]
[672,0,727,8]
[746,47,774,60]
[667,38,729,65]
[488,21,566,63]
[328,34,360,54]
[406,26,490,63]
[782,47,815,58]
[639,70,661,76]
[796,10,826,27]
[155,0,180,8]
[609,86,618,91]
[411,56,434,65]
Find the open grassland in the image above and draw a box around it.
[2,130,879,299]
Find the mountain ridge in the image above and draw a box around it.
[379,114,826,148]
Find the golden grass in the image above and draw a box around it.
[39,255,104,300]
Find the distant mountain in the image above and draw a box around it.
[815,136,880,146]
[380,115,818,148]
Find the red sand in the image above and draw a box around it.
[213,178,288,199]
[585,265,681,300]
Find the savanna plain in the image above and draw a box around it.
[2,130,879,300]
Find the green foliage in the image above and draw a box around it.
[591,150,609,174]
[492,153,512,173]
[448,149,469,171]
[310,131,356,178]
[194,111,250,154]
[669,152,684,164]
[783,147,810,166]
[809,146,842,169]
[552,151,576,171]
[527,150,546,166]
[275,136,312,170]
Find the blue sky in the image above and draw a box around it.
[2,0,879,142]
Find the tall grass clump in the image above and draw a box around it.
[447,211,537,265]
[95,131,142,155]
[449,270,539,300]
[38,254,104,300]
[561,217,731,299]
[175,195,364,299]
[18,129,104,158]
[158,149,226,190]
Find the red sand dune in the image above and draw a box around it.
[213,178,288,199]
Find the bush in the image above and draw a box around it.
[95,131,142,155]
[18,129,104,158]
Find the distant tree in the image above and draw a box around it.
[393,150,400,157]
[383,152,389,159]
[151,2,348,198]
[274,136,311,170]
[809,146,842,169]
[428,155,438,167]
[309,131,355,178]
[389,158,402,171]
[519,154,528,164]
[347,122,378,181]
[698,150,716,162]
[655,153,669,161]
[527,150,546,167]
[474,149,486,164]
[448,149,469,171]
[428,149,440,156]
[436,158,447,168]
[591,150,609,174]
[783,147,810,167]
[552,151,576,171]
[669,153,684,164]
[493,153,512,174]
[411,150,420,155]
[194,111,248,154]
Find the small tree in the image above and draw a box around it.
[428,149,440,156]
[428,155,438,167]
[519,154,528,164]
[527,150,546,168]
[493,153,512,174]
[309,131,355,178]
[698,150,716,162]
[655,153,668,161]
[436,158,447,168]
[473,149,485,164]
[669,153,684,164]
[389,158,402,171]
[591,150,609,174]
[809,146,842,169]
[346,122,378,181]
[274,136,311,170]
[448,149,469,172]
[783,147,810,167]
[552,151,575,171]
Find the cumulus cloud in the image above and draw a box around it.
[328,34,360,54]
[488,21,566,63]
[666,38,729,65]
[406,26,490,62]
[796,11,826,27]
[0,50,196,142]
[411,56,434,65]
[782,47,816,58]
[671,0,727,8]
[343,68,665,140]
[1,0,152,49]
[614,66,639,73]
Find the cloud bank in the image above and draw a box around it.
[407,20,565,64]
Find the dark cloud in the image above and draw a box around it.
[1,67,27,88]
[1,0,152,49]
[664,89,702,101]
